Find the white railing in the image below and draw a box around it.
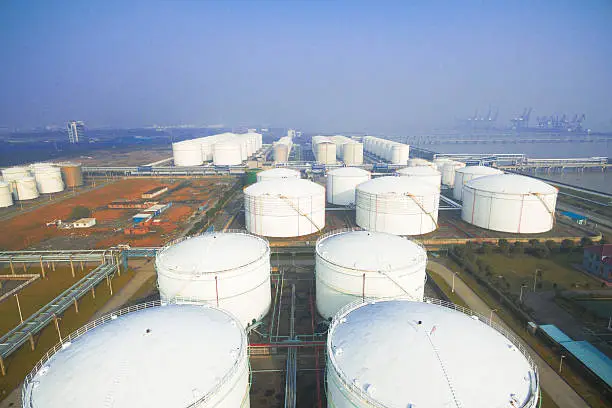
[326,297,539,408]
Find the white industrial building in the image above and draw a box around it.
[453,165,504,201]
[256,168,301,182]
[326,299,540,408]
[461,174,558,233]
[72,218,96,228]
[326,167,371,206]
[155,232,271,327]
[273,136,293,162]
[355,176,440,235]
[244,179,325,237]
[312,136,337,165]
[396,166,442,189]
[363,136,409,165]
[315,230,427,319]
[172,132,263,167]
[22,303,251,408]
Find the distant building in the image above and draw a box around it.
[142,186,168,199]
[72,218,96,228]
[582,244,612,283]
[560,210,587,225]
[67,121,85,144]
[287,129,296,139]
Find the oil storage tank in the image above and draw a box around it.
[22,303,251,408]
[256,168,300,182]
[355,176,439,235]
[244,179,325,237]
[326,167,370,206]
[461,174,557,233]
[326,299,540,408]
[312,136,336,165]
[172,139,204,166]
[13,176,39,200]
[156,231,271,327]
[441,160,466,187]
[59,162,84,187]
[396,166,441,190]
[453,165,503,201]
[1,166,30,182]
[273,136,293,162]
[407,158,436,168]
[213,140,243,166]
[0,182,13,207]
[30,163,64,194]
[315,230,427,319]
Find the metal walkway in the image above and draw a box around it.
[0,249,118,263]
[0,262,118,374]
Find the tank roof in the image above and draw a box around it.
[24,304,246,408]
[466,174,557,195]
[357,176,437,195]
[397,166,440,176]
[317,230,425,271]
[244,179,324,197]
[156,232,268,275]
[328,167,370,177]
[329,299,537,408]
[456,165,504,175]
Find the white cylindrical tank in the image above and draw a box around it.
[22,303,251,408]
[326,299,540,408]
[1,166,30,182]
[30,164,65,194]
[326,167,371,206]
[214,141,243,166]
[312,136,337,165]
[341,141,364,165]
[173,140,204,166]
[396,166,441,189]
[355,176,439,235]
[462,174,558,233]
[273,136,293,162]
[433,157,452,172]
[156,232,271,327]
[244,179,325,237]
[407,158,436,168]
[13,176,39,200]
[441,161,466,187]
[0,182,13,207]
[453,166,504,201]
[316,230,427,319]
[256,168,301,182]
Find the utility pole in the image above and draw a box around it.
[559,355,566,373]
[489,309,497,325]
[519,284,527,303]
[533,269,540,292]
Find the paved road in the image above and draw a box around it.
[428,261,588,408]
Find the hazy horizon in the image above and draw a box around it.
[1,0,611,134]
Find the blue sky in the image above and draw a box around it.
[1,0,611,134]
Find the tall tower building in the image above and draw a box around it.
[67,121,85,144]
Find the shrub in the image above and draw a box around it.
[69,205,91,220]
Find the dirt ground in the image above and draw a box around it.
[58,146,172,167]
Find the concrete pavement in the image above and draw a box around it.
[428,261,588,408]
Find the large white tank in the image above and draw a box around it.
[453,165,504,201]
[244,179,325,237]
[1,166,30,182]
[462,174,558,233]
[30,164,64,194]
[13,176,39,200]
[0,182,13,207]
[362,136,409,164]
[22,303,250,408]
[355,176,439,235]
[312,136,336,165]
[441,160,466,187]
[433,157,452,172]
[315,230,427,319]
[214,140,243,166]
[396,166,441,189]
[256,168,300,182]
[407,158,436,168]
[331,136,364,165]
[173,139,204,166]
[273,136,293,162]
[326,299,539,408]
[156,232,271,327]
[326,167,371,206]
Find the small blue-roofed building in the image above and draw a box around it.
[559,210,587,225]
[583,244,612,284]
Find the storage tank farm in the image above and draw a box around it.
[29,163,65,194]
[326,167,371,206]
[461,174,558,234]
[355,176,440,235]
[326,298,540,408]
[256,167,300,182]
[22,303,251,407]
[396,166,442,190]
[273,136,293,162]
[172,132,263,167]
[312,136,337,165]
[155,231,271,327]
[363,136,409,165]
[244,179,325,237]
[453,165,504,201]
[315,230,427,319]
[330,135,364,165]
